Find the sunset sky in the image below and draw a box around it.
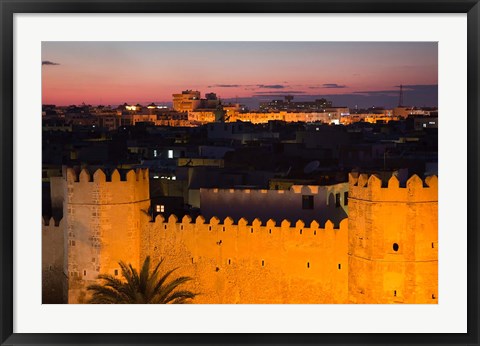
[42,42,438,109]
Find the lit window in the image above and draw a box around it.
[168,150,173,159]
[153,149,158,157]
[156,205,165,213]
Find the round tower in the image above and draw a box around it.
[64,168,150,303]
[347,173,438,303]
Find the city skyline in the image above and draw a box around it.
[42,41,438,109]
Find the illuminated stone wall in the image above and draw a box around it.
[141,215,349,304]
[347,173,438,303]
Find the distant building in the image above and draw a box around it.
[172,90,220,112]
[260,96,333,112]
[412,115,438,131]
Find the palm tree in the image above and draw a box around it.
[87,256,196,304]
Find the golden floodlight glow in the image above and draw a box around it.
[126,105,137,111]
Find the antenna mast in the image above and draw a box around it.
[398,84,404,107]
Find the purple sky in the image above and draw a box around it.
[42,42,438,109]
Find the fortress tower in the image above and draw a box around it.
[347,173,438,303]
[64,168,150,303]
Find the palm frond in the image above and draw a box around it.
[87,257,196,304]
[162,290,197,304]
[155,276,193,303]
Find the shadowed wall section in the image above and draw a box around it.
[200,184,348,226]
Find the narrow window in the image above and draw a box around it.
[223,227,225,232]
[335,193,341,207]
[261,260,264,267]
[344,191,348,206]
[393,243,399,252]
[307,262,310,268]
[251,228,254,233]
[228,259,231,265]
[432,294,436,299]
[114,269,118,276]
[302,195,314,209]
[156,205,165,213]
[181,225,183,230]
[209,226,212,231]
[314,230,317,235]
[83,270,87,276]
[338,264,341,269]
[269,229,271,234]
[432,242,435,248]
[394,290,397,297]
[300,229,303,235]
[191,258,194,264]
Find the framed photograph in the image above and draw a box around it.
[1,0,479,345]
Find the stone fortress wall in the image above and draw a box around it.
[141,215,348,304]
[42,168,438,304]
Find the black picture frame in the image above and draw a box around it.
[1,1,479,345]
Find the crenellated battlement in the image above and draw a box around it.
[153,213,347,230]
[348,173,438,202]
[64,168,150,205]
[66,168,149,183]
